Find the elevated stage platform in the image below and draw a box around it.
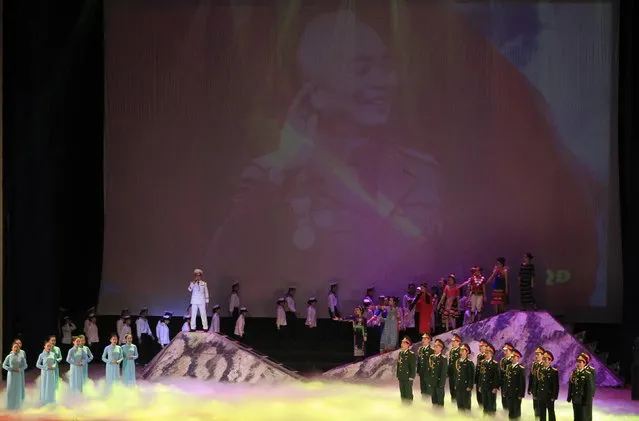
[142,332,303,383]
[324,310,623,387]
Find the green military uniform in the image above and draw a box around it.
[416,345,434,396]
[535,365,559,421]
[499,355,513,409]
[528,360,543,416]
[479,358,501,413]
[475,352,486,406]
[448,346,461,401]
[584,364,596,421]
[396,348,416,402]
[505,362,526,419]
[430,353,448,406]
[568,367,595,421]
[455,357,475,410]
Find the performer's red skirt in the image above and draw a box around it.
[491,289,506,305]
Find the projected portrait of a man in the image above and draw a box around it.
[208,5,598,315]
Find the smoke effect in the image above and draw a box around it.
[3,376,638,420]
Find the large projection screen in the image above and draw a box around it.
[102,1,621,322]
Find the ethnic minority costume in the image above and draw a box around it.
[506,350,526,419]
[380,306,400,352]
[468,274,486,315]
[396,338,416,403]
[535,352,559,421]
[441,284,460,326]
[518,257,536,309]
[491,269,507,306]
[455,344,475,411]
[416,341,434,396]
[352,316,367,358]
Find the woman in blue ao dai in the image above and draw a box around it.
[48,335,63,389]
[3,342,27,410]
[121,334,138,386]
[36,340,58,405]
[13,338,27,400]
[102,334,123,386]
[79,335,94,381]
[66,336,88,393]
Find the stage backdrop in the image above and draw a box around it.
[102,0,621,322]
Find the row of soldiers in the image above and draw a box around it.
[396,333,596,421]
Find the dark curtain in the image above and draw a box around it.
[2,0,104,364]
[619,0,638,381]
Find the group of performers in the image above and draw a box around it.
[396,333,596,421]
[2,333,139,410]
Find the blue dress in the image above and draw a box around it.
[66,346,88,393]
[52,345,63,389]
[121,344,138,385]
[2,352,27,410]
[83,346,94,380]
[102,344,123,386]
[36,351,57,405]
[380,307,400,352]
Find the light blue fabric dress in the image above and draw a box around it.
[83,346,94,380]
[101,344,123,386]
[52,345,63,389]
[18,349,26,400]
[2,351,27,410]
[66,346,88,393]
[121,344,138,385]
[36,350,57,405]
[380,307,400,352]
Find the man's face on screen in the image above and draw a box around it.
[311,22,397,127]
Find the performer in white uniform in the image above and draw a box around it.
[135,307,154,365]
[187,268,209,331]
[209,305,221,333]
[156,312,172,347]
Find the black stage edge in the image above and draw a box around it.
[2,0,104,363]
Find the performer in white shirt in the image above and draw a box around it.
[116,309,129,339]
[84,306,96,335]
[156,312,172,347]
[305,297,317,328]
[229,282,240,318]
[276,298,287,330]
[209,305,221,334]
[234,307,247,340]
[181,315,191,332]
[328,282,341,319]
[119,316,132,344]
[60,316,76,357]
[188,268,209,331]
[85,313,99,350]
[135,307,154,365]
[401,283,417,340]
